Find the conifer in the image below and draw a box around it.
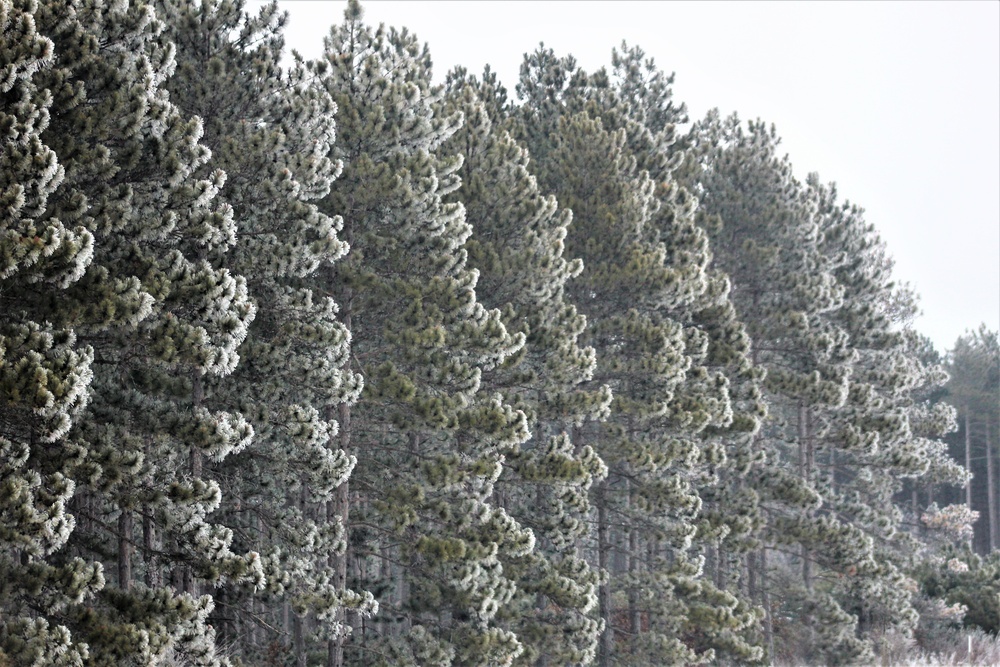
[0,1,100,662]
[24,0,258,662]
[156,1,371,662]
[314,3,530,664]
[515,47,758,666]
[441,69,612,666]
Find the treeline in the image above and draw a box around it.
[1,0,997,665]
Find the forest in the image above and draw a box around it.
[1,0,998,665]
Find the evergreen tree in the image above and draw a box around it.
[441,69,612,666]
[314,2,531,664]
[685,111,874,664]
[515,48,763,666]
[23,0,257,662]
[606,46,768,664]
[0,1,100,662]
[807,177,966,648]
[156,1,372,663]
[946,327,1000,554]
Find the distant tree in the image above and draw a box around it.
[946,327,1000,554]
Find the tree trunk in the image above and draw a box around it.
[798,403,812,589]
[118,509,132,590]
[183,373,205,596]
[761,546,774,662]
[293,611,306,667]
[965,408,973,513]
[143,508,160,588]
[627,480,641,643]
[328,284,353,667]
[986,419,996,552]
[597,480,613,667]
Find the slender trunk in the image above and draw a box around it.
[911,485,920,536]
[293,611,306,667]
[183,374,205,596]
[597,480,613,667]
[118,509,132,590]
[294,486,307,667]
[627,480,641,642]
[328,291,353,667]
[965,408,973,513]
[798,403,812,589]
[986,419,996,552]
[143,508,160,588]
[746,549,757,602]
[761,546,774,661]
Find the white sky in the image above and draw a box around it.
[257,0,999,353]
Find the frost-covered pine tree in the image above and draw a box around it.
[156,1,372,662]
[314,2,531,664]
[686,112,884,664]
[23,1,258,662]
[946,327,1000,554]
[603,45,769,664]
[515,47,754,666]
[441,69,612,666]
[802,176,967,649]
[0,1,102,662]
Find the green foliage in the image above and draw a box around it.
[916,550,1000,635]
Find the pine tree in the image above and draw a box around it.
[441,69,612,666]
[314,2,531,664]
[515,47,760,666]
[685,112,875,664]
[156,1,372,662]
[606,45,769,664]
[24,0,258,662]
[806,177,966,648]
[0,1,101,662]
[946,327,1000,554]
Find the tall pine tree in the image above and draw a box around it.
[27,0,257,662]
[315,2,531,664]
[157,1,371,663]
[441,69,612,666]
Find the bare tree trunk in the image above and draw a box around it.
[143,508,160,588]
[183,374,205,596]
[293,611,306,667]
[294,486,308,667]
[798,403,812,589]
[118,510,132,590]
[761,546,774,661]
[627,480,641,643]
[986,419,996,552]
[328,289,353,667]
[965,408,973,512]
[597,480,613,667]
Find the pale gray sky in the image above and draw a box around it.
[256,0,999,353]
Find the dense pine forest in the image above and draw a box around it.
[2,1,998,665]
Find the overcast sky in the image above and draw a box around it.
[257,0,999,353]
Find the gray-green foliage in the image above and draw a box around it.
[514,47,765,666]
[157,0,372,660]
[23,0,257,662]
[0,1,99,663]
[315,2,531,663]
